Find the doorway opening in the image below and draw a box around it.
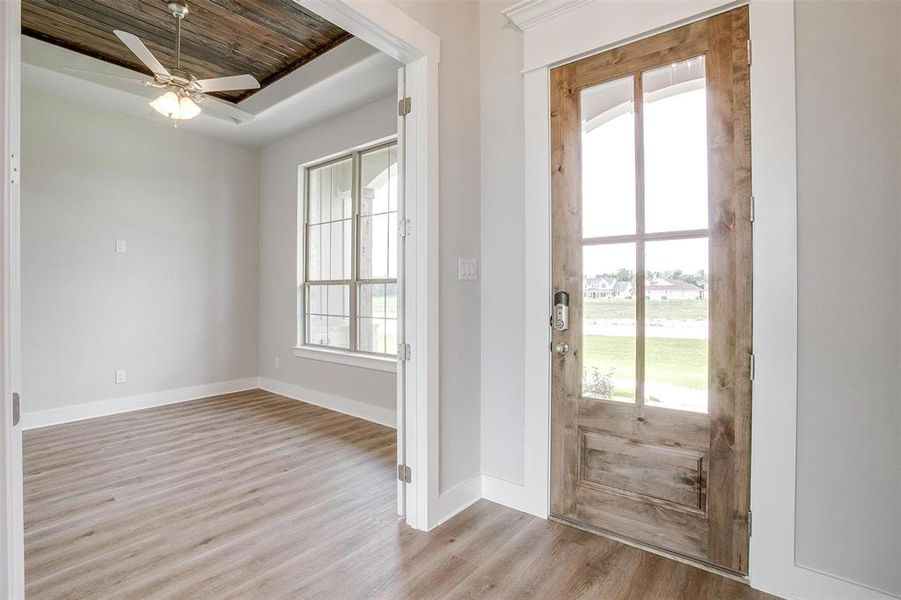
[1,2,440,596]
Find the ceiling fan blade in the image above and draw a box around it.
[113,30,170,79]
[196,95,254,124]
[196,74,260,93]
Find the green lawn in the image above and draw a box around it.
[582,335,708,392]
[584,298,707,320]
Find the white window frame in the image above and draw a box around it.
[295,137,399,374]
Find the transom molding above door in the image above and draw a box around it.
[501,0,596,30]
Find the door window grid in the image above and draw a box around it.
[579,56,709,413]
[302,141,398,356]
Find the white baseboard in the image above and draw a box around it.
[429,474,482,529]
[258,376,396,429]
[21,377,260,430]
[481,474,548,519]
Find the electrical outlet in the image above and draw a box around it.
[116,240,127,254]
[115,369,127,384]
[274,356,280,369]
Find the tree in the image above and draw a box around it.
[614,268,633,282]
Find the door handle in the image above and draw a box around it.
[553,342,569,356]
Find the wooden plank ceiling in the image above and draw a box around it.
[21,0,353,102]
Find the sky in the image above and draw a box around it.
[582,237,708,278]
[581,57,708,277]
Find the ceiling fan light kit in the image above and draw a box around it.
[112,0,260,123]
[149,90,200,120]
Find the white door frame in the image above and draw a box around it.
[0,0,23,596]
[296,0,441,534]
[0,2,440,595]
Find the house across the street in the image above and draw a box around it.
[584,275,633,299]
[584,274,704,300]
[645,278,705,300]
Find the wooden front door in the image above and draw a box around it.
[549,7,752,574]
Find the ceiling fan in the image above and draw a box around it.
[101,1,260,122]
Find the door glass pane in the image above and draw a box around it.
[581,76,635,239]
[357,283,397,355]
[642,56,708,233]
[644,238,708,413]
[307,158,352,281]
[582,243,636,404]
[359,146,398,280]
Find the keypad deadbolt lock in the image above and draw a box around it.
[553,291,569,332]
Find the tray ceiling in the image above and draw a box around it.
[21,0,353,102]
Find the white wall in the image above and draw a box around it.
[21,82,259,418]
[257,95,398,422]
[478,1,525,486]
[391,1,483,495]
[795,1,901,596]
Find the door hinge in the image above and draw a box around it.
[10,152,19,186]
[748,509,753,537]
[397,464,412,483]
[750,194,755,223]
[398,96,412,117]
[399,218,412,238]
[749,353,756,381]
[747,39,752,66]
[397,343,412,362]
[12,392,20,426]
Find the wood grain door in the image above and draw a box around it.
[549,7,752,575]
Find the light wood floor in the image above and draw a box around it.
[24,390,778,599]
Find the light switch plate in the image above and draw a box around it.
[116,240,127,254]
[115,369,127,384]
[458,258,478,281]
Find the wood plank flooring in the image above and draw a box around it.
[23,390,778,599]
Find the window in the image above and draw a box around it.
[300,140,398,359]
[580,56,710,414]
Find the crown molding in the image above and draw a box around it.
[501,0,596,30]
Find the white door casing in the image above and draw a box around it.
[1,0,24,597]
